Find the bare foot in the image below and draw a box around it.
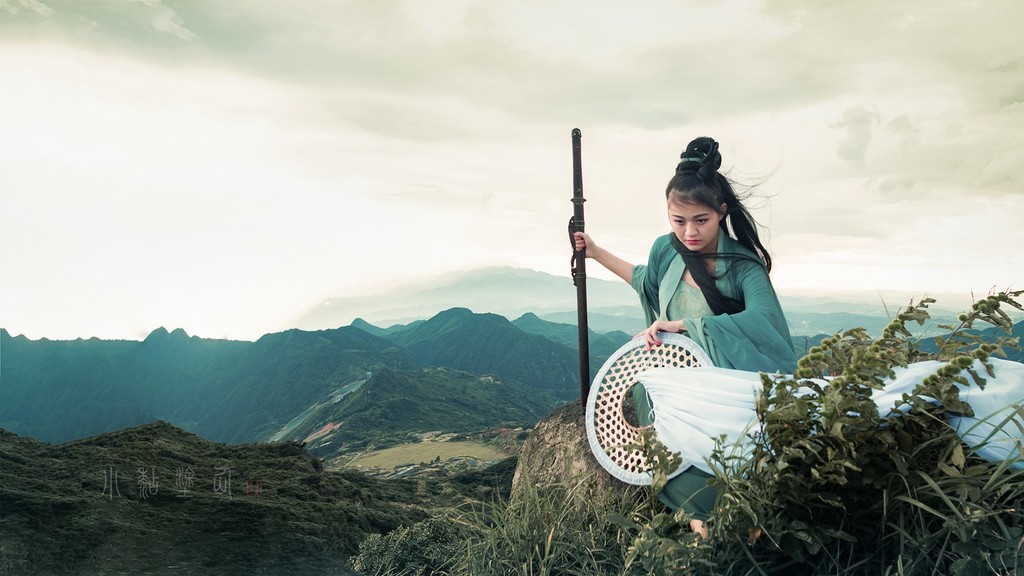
[690,519,708,539]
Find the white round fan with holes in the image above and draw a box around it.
[584,332,713,485]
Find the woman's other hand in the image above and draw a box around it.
[637,319,686,350]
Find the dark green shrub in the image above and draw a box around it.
[351,515,465,576]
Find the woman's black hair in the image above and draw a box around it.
[667,136,771,316]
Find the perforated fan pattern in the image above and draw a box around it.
[585,333,713,485]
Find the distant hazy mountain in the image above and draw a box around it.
[916,320,1024,362]
[289,266,643,334]
[779,296,967,339]
[288,266,988,338]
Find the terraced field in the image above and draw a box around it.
[339,440,508,471]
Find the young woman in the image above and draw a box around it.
[574,136,797,536]
[575,136,795,371]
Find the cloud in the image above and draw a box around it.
[831,106,880,166]
[2,0,1021,339]
[7,1,1021,142]
[885,115,919,147]
[143,0,195,40]
[0,2,838,131]
[0,0,53,17]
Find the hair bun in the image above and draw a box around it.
[676,136,721,181]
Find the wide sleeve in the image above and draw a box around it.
[630,264,658,326]
[630,235,676,327]
[684,260,797,374]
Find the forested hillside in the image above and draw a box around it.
[0,421,512,575]
[1,309,628,447]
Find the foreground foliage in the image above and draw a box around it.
[698,290,1024,574]
[356,292,1024,575]
[0,421,501,576]
[353,478,646,576]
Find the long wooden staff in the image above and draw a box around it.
[569,128,591,405]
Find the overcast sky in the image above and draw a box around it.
[2,0,1021,341]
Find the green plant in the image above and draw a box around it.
[351,515,465,576]
[603,427,708,576]
[454,475,637,576]
[699,290,1024,574]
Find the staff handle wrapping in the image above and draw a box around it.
[569,128,591,405]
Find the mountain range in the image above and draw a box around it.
[288,266,643,334]
[287,266,982,337]
[6,306,1020,453]
[0,308,632,451]
[3,265,1017,453]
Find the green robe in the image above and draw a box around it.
[629,229,797,519]
[631,229,797,374]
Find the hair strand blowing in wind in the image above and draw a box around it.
[667,136,773,315]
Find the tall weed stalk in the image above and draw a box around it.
[699,290,1024,574]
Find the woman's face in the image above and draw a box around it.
[667,197,726,254]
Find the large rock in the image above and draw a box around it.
[511,400,640,506]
